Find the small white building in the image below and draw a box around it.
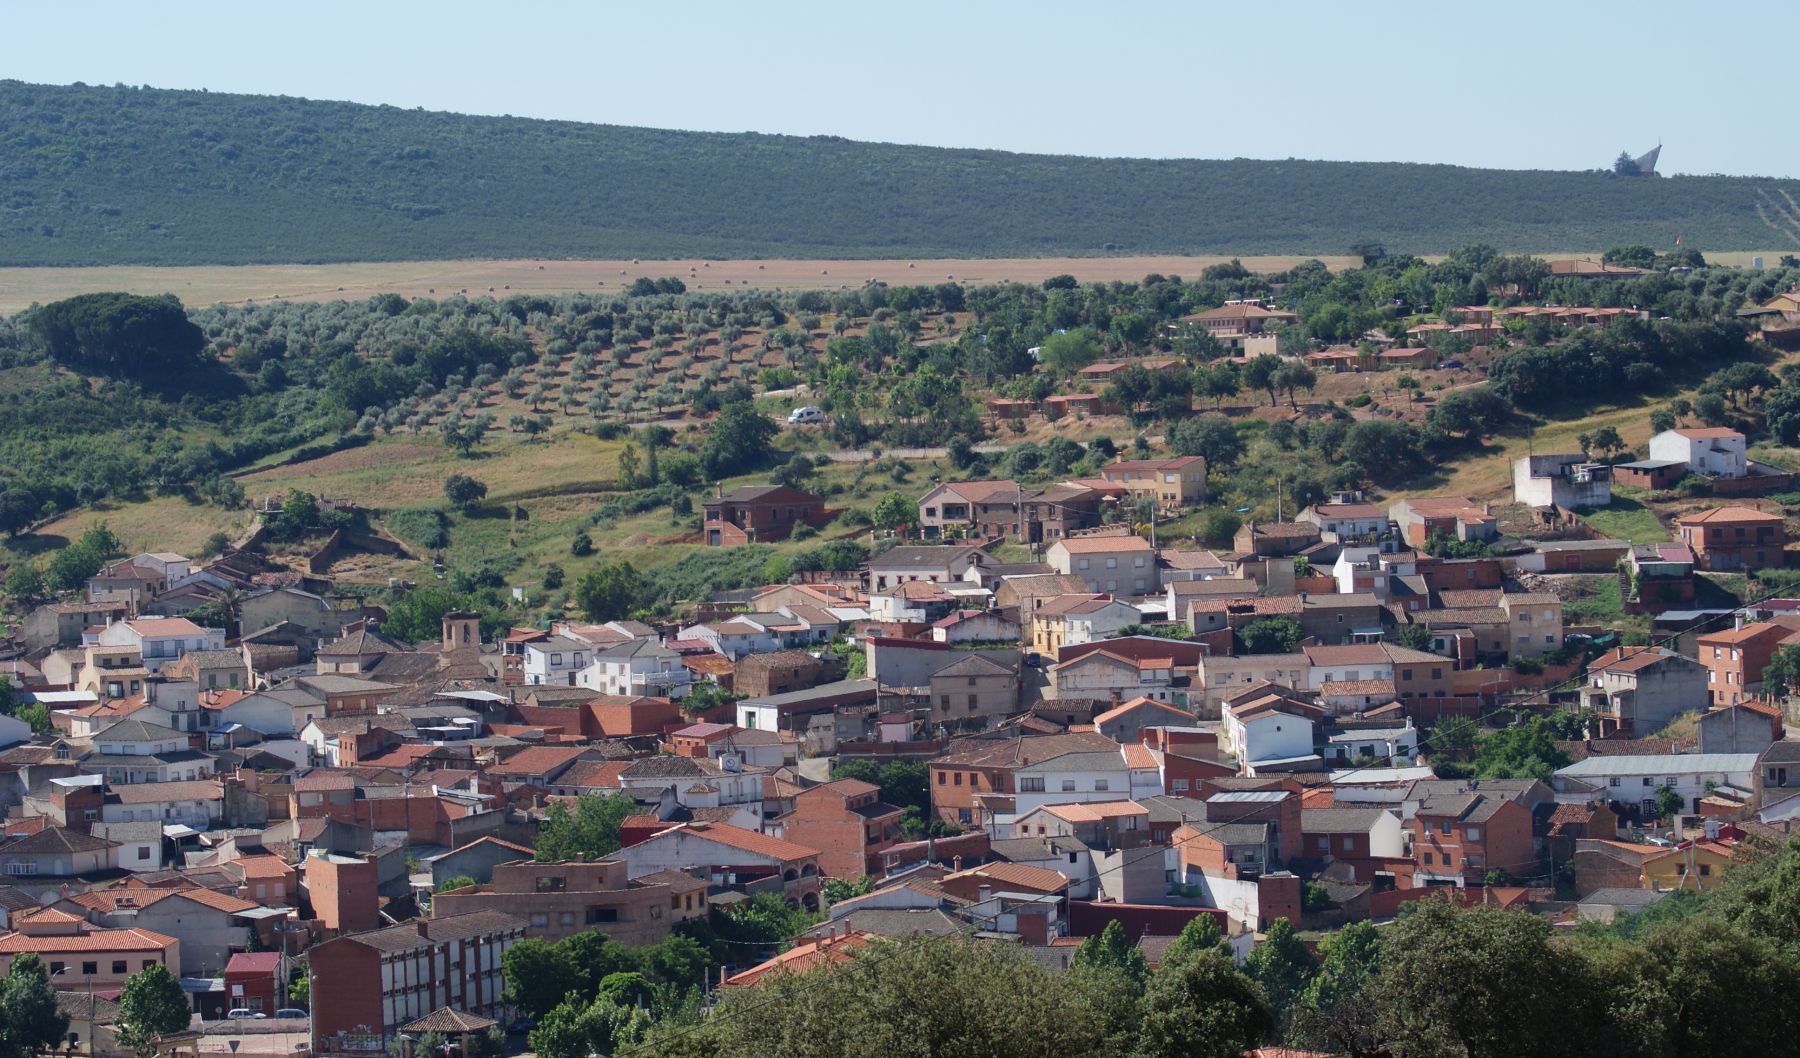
[1322,721,1419,765]
[95,618,225,674]
[576,639,692,700]
[519,635,592,686]
[1512,454,1613,509]
[1649,428,1747,479]
[1554,752,1758,815]
[1221,698,1318,769]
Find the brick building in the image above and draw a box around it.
[703,485,829,546]
[775,779,904,879]
[307,851,381,935]
[308,910,525,1052]
[430,858,703,945]
[1675,506,1787,571]
[1696,621,1798,706]
[733,650,825,698]
[1410,789,1535,887]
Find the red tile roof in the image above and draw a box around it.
[656,822,820,863]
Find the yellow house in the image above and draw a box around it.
[1640,837,1737,892]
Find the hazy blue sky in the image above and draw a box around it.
[10,1,1786,177]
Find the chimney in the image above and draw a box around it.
[415,920,431,937]
[1736,613,1745,632]
[951,855,962,872]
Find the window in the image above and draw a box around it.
[1422,852,1433,865]
[1342,837,1354,851]
[585,908,619,924]
[1666,777,1678,787]
[535,876,566,893]
[550,653,563,666]
[1172,779,1189,792]
[112,961,126,974]
[82,962,98,975]
[1609,777,1621,788]
[1699,864,1712,877]
[558,912,575,926]
[1020,777,1045,792]
[1095,779,1109,791]
[1465,827,1480,841]
[1439,821,1451,835]
[49,963,64,975]
[953,772,962,786]
[529,913,548,927]
[937,771,946,785]
[137,846,152,860]
[142,960,156,971]
[1062,780,1076,792]
[1643,778,1655,787]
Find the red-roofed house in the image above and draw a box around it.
[1696,622,1800,706]
[723,929,870,987]
[1092,697,1196,744]
[224,951,285,1015]
[0,907,179,989]
[95,617,225,674]
[1676,507,1787,571]
[616,822,825,911]
[775,779,904,879]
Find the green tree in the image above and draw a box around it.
[1395,622,1433,651]
[436,875,476,893]
[1270,361,1318,410]
[1761,644,1800,701]
[1652,784,1685,822]
[1135,948,1273,1058]
[1649,408,1678,435]
[1236,616,1303,655]
[439,415,490,456]
[501,939,579,1019]
[573,560,646,622]
[2,563,44,605]
[116,964,192,1058]
[1369,899,1591,1058]
[1473,717,1572,781]
[1038,330,1103,375]
[0,489,39,537]
[288,965,310,1006]
[530,994,650,1058]
[1170,414,1242,466]
[535,792,639,862]
[700,400,779,480]
[570,529,594,557]
[1287,921,1382,1055]
[442,473,488,510]
[1427,385,1510,441]
[1243,354,1283,407]
[1242,918,1313,1026]
[0,953,70,1058]
[871,492,915,534]
[1197,510,1241,549]
[636,937,1113,1058]
[1072,920,1149,987]
[1427,714,1479,758]
[28,292,206,377]
[1159,913,1225,968]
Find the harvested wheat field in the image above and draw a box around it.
[0,256,1368,314]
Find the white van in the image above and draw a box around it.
[787,405,826,425]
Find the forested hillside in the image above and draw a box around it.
[3,80,1799,266]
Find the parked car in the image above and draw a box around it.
[787,405,826,425]
[275,1009,309,1020]
[1437,359,1465,370]
[227,1009,268,1020]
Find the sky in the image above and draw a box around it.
[8,0,1789,178]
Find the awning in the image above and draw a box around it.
[233,906,296,920]
[162,824,200,839]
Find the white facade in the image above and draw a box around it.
[96,621,226,674]
[1554,753,1758,814]
[1649,429,1747,479]
[520,637,591,686]
[576,642,692,699]
[1323,722,1419,764]
[1222,708,1315,766]
[678,619,780,660]
[1303,659,1397,691]
[1064,600,1143,646]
